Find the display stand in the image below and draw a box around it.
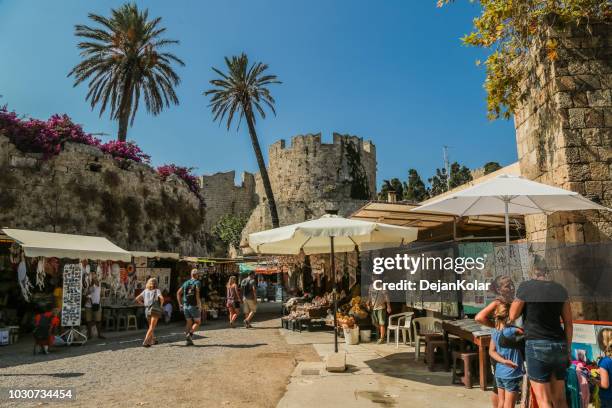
[60,327,87,345]
[60,263,86,346]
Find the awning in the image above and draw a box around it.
[2,228,132,262]
[130,251,180,260]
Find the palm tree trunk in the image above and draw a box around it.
[244,105,279,228]
[117,79,133,142]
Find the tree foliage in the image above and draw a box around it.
[379,178,404,201]
[428,162,473,197]
[212,214,249,248]
[404,169,430,202]
[439,0,611,119]
[69,3,184,141]
[483,161,502,175]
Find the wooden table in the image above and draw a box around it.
[442,320,492,391]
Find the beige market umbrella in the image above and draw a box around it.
[411,175,608,243]
[249,213,418,352]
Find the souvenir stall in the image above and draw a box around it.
[0,228,132,345]
[280,251,370,337]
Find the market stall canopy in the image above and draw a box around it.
[248,214,418,255]
[2,228,132,262]
[130,251,180,260]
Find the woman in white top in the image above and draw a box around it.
[135,278,164,347]
[85,276,104,339]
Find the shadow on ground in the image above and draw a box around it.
[364,352,457,386]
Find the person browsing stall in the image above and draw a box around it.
[85,276,105,339]
[368,283,391,344]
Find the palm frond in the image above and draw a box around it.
[68,3,183,135]
[204,53,280,131]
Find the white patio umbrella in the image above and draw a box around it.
[411,174,608,243]
[249,213,419,352]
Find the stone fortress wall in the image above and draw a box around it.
[242,133,377,238]
[0,135,208,255]
[199,171,257,231]
[514,20,611,244]
[0,131,377,256]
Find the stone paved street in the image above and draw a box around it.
[0,304,318,408]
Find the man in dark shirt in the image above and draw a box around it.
[241,272,257,328]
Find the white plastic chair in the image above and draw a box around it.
[412,317,442,360]
[386,312,414,348]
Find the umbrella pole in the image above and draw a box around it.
[504,200,510,245]
[331,236,338,353]
[504,199,510,275]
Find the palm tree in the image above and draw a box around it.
[69,3,184,142]
[205,54,281,228]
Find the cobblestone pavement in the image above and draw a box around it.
[0,305,319,408]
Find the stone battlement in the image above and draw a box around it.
[269,132,375,158]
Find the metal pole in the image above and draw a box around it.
[504,200,510,244]
[331,236,338,353]
[504,199,510,275]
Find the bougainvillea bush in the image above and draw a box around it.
[0,107,101,158]
[100,140,150,163]
[0,107,149,163]
[157,164,200,193]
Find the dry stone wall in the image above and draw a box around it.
[242,133,377,239]
[0,134,208,255]
[514,20,612,244]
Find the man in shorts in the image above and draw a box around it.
[177,269,202,346]
[368,284,391,344]
[241,271,257,328]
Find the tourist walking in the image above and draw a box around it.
[84,276,105,339]
[226,276,241,328]
[510,257,572,408]
[135,278,164,348]
[489,302,524,408]
[241,271,257,328]
[177,269,202,346]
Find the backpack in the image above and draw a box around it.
[33,314,51,340]
[240,278,252,298]
[184,281,198,306]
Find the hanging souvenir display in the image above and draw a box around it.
[36,257,46,290]
[81,260,91,290]
[9,243,21,264]
[45,257,60,277]
[17,260,33,301]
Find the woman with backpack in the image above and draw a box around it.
[226,276,241,328]
[135,278,164,348]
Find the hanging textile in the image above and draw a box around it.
[17,260,33,301]
[36,257,46,289]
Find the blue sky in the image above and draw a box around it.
[0,0,517,189]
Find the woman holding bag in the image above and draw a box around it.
[225,276,241,328]
[135,278,164,347]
